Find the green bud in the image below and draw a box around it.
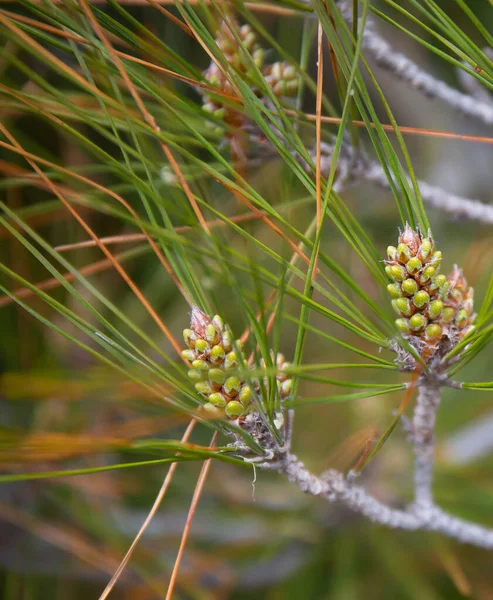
[213,107,225,120]
[280,379,292,398]
[387,246,397,260]
[224,376,241,397]
[283,64,297,80]
[449,284,463,298]
[210,345,225,363]
[395,318,410,334]
[431,251,442,264]
[205,324,219,344]
[181,349,195,361]
[239,386,253,406]
[418,239,432,261]
[387,264,407,282]
[212,315,224,332]
[195,339,209,354]
[396,243,411,263]
[192,359,208,371]
[429,274,447,292]
[438,281,451,299]
[409,313,427,331]
[420,265,436,283]
[188,369,204,381]
[240,23,252,37]
[387,283,402,298]
[456,309,469,328]
[203,402,221,416]
[195,381,212,395]
[393,297,412,316]
[413,290,430,308]
[272,62,283,79]
[401,279,418,295]
[253,48,264,68]
[242,31,256,50]
[273,81,287,97]
[203,101,217,114]
[211,125,224,136]
[183,328,195,346]
[285,80,299,96]
[406,257,422,274]
[208,392,227,407]
[209,74,221,87]
[221,331,233,350]
[224,351,237,370]
[218,38,234,54]
[425,324,442,340]
[428,299,443,319]
[208,368,226,385]
[225,401,244,419]
[441,307,455,322]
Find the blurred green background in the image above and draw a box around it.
[1,1,493,598]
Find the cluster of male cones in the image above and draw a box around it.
[182,227,475,420]
[201,15,299,134]
[182,307,292,420]
[385,224,475,361]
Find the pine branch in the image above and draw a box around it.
[271,446,493,547]
[423,506,493,548]
[412,380,440,507]
[365,162,493,224]
[251,387,493,548]
[302,139,493,224]
[338,1,493,126]
[278,455,422,530]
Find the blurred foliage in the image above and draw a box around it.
[1,0,493,598]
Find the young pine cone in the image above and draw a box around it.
[258,352,292,401]
[202,17,298,133]
[443,265,475,339]
[182,308,293,420]
[385,225,475,361]
[203,18,263,100]
[182,307,252,420]
[214,19,264,74]
[202,18,263,135]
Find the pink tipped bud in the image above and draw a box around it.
[190,306,211,337]
[398,223,421,254]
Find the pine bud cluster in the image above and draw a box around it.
[182,307,292,421]
[259,352,293,401]
[202,16,299,133]
[203,20,263,121]
[385,224,475,361]
[444,265,475,339]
